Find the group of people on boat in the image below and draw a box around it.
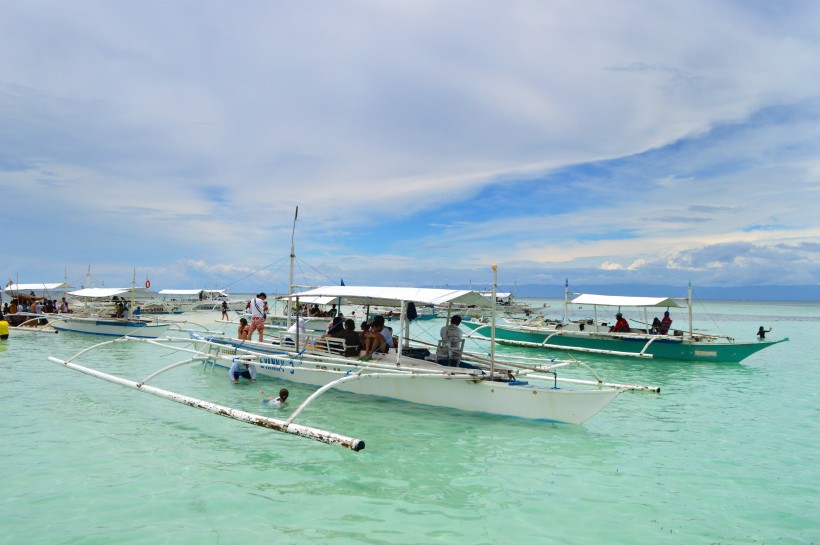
[306,303,337,318]
[609,311,673,335]
[318,314,395,359]
[1,296,71,326]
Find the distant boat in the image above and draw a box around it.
[444,291,533,319]
[461,285,787,363]
[50,287,171,338]
[156,289,247,313]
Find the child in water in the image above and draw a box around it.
[259,388,289,406]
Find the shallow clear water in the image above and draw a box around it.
[1,300,817,545]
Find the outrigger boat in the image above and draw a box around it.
[156,289,247,313]
[46,277,658,451]
[50,288,172,338]
[2,281,69,332]
[461,285,787,362]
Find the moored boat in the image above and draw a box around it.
[50,287,171,338]
[189,283,650,424]
[462,286,787,362]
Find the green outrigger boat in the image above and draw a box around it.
[461,286,787,363]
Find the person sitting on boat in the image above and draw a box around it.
[281,316,307,347]
[323,314,344,337]
[331,318,361,357]
[59,298,69,313]
[757,326,771,340]
[259,388,289,406]
[237,317,250,340]
[609,313,630,333]
[362,315,393,358]
[650,317,661,334]
[659,311,673,334]
[328,304,338,318]
[229,359,257,384]
[438,315,464,364]
[248,292,267,342]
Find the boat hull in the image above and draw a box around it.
[462,322,782,363]
[197,337,620,424]
[50,317,171,338]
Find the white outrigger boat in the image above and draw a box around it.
[47,274,658,452]
[50,288,172,338]
[156,289,247,313]
[2,281,69,333]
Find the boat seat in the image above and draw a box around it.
[317,337,359,357]
[436,338,465,366]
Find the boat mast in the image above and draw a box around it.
[563,278,568,323]
[130,268,136,319]
[489,264,497,376]
[287,206,298,331]
[688,281,693,337]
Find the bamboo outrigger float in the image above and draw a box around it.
[48,337,366,451]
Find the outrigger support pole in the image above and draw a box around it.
[47,355,366,452]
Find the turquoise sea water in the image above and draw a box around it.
[1,300,817,545]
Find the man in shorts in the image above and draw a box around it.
[248,292,267,342]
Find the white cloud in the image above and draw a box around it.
[1,1,820,289]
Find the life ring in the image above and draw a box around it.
[145,279,151,289]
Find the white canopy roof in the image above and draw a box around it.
[278,295,339,305]
[293,286,494,308]
[68,288,142,298]
[157,289,230,297]
[480,291,512,298]
[4,282,69,292]
[571,294,681,308]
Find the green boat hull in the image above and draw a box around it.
[462,322,785,363]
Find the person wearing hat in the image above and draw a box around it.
[609,313,631,333]
[659,311,673,335]
[229,359,257,384]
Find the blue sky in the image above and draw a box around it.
[2,1,819,295]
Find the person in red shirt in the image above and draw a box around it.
[609,313,630,333]
[659,311,673,334]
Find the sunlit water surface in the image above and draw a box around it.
[0,300,817,544]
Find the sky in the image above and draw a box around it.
[2,0,820,296]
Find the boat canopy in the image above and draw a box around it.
[480,291,511,298]
[158,289,205,296]
[4,282,69,292]
[69,288,141,298]
[278,295,340,305]
[571,294,681,308]
[293,286,494,308]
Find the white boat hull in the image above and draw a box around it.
[197,338,621,424]
[50,316,172,338]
